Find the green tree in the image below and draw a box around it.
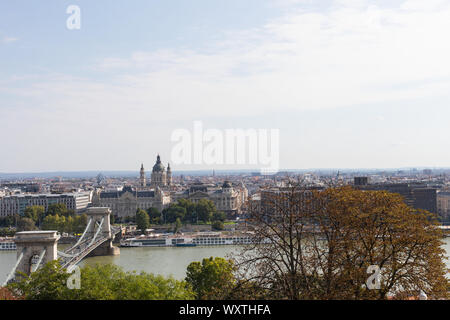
[176,199,196,223]
[73,214,88,234]
[164,206,186,224]
[0,228,15,237]
[211,220,224,231]
[8,261,72,300]
[46,203,70,217]
[174,218,182,233]
[40,214,86,234]
[9,262,194,300]
[23,206,45,226]
[41,214,65,232]
[136,209,150,233]
[0,215,17,228]
[185,257,236,300]
[195,199,217,223]
[147,207,161,224]
[16,217,37,232]
[212,211,227,222]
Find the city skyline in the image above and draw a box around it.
[2,0,450,172]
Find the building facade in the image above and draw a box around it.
[437,191,450,222]
[172,181,248,219]
[355,183,438,214]
[0,192,91,217]
[92,186,170,219]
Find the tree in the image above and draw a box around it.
[0,228,15,237]
[147,207,161,224]
[164,206,186,224]
[136,209,150,233]
[8,262,194,300]
[185,257,236,300]
[0,215,17,228]
[174,218,182,234]
[211,220,224,231]
[176,199,196,223]
[73,214,88,234]
[8,261,72,300]
[40,214,86,234]
[212,211,227,222]
[23,206,45,227]
[41,214,66,232]
[46,203,72,217]
[237,184,449,300]
[16,217,37,232]
[196,199,216,223]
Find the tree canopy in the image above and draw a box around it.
[237,185,449,300]
[136,209,150,233]
[8,261,194,300]
[185,257,236,300]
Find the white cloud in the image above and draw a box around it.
[96,1,449,112]
[2,36,18,44]
[2,0,450,170]
[5,0,450,121]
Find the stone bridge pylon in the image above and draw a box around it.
[83,207,120,257]
[14,231,60,276]
[3,207,120,285]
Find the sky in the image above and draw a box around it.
[1,0,450,173]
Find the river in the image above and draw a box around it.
[1,238,450,284]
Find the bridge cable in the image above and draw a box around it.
[31,249,47,273]
[60,218,106,269]
[87,217,105,248]
[2,249,25,286]
[65,217,93,253]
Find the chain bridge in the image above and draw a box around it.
[3,207,120,285]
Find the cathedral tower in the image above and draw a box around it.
[139,163,146,187]
[151,154,167,187]
[167,163,172,186]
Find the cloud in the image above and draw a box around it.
[90,0,450,117]
[3,0,450,124]
[2,36,18,44]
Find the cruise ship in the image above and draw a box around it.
[0,238,16,251]
[120,232,255,248]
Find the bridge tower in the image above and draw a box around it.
[3,208,121,286]
[85,207,120,257]
[14,231,60,277]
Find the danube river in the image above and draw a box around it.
[2,238,450,284]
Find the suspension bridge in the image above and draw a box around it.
[3,207,120,286]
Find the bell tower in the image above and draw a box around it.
[167,163,172,186]
[140,163,146,187]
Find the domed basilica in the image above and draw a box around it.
[139,154,172,188]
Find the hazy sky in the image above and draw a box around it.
[1,0,450,173]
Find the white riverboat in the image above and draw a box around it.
[192,232,254,246]
[120,232,256,248]
[0,238,16,251]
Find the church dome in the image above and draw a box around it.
[152,155,165,172]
